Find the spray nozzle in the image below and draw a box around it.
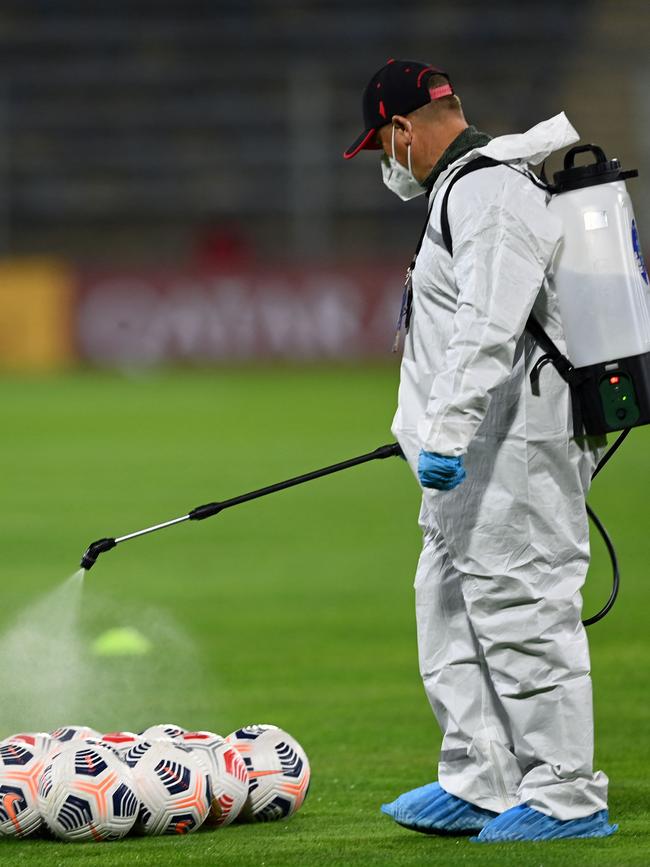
[80,537,117,571]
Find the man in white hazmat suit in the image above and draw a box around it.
[343,59,617,843]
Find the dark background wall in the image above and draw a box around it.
[0,0,647,264]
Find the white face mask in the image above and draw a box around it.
[381,125,425,201]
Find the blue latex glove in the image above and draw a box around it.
[417,450,466,490]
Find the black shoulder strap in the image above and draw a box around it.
[526,315,574,381]
[440,156,549,255]
[440,156,502,255]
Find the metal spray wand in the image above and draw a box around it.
[80,443,403,571]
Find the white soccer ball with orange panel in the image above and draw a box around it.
[177,731,249,827]
[0,740,48,838]
[226,724,311,822]
[1,732,54,757]
[140,723,186,741]
[50,725,102,744]
[101,731,144,757]
[123,739,211,835]
[38,742,139,842]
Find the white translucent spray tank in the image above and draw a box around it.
[544,145,650,434]
[548,144,650,367]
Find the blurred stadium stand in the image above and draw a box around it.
[0,0,648,366]
[0,0,648,261]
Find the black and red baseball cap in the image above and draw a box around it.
[343,59,453,159]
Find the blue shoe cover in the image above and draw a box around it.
[474,804,618,842]
[381,782,497,835]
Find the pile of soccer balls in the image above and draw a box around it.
[0,722,310,842]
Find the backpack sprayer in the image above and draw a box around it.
[439,144,650,436]
[78,144,648,628]
[537,144,650,435]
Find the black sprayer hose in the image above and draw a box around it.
[591,429,630,480]
[583,503,620,627]
[583,429,630,625]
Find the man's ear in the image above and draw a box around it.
[391,115,413,146]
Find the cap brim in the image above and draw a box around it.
[343,128,381,159]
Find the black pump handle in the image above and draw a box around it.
[564,144,608,170]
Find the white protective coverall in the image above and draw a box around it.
[391,112,609,820]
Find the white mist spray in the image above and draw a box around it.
[0,571,86,734]
[0,570,211,738]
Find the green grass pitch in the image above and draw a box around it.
[0,366,648,865]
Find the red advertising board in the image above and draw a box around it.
[74,264,405,364]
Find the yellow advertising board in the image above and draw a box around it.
[0,258,74,370]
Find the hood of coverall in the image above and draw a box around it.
[428,112,580,199]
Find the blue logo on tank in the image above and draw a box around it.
[632,219,649,285]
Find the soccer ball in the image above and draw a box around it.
[0,741,47,837]
[50,725,102,743]
[178,731,249,827]
[124,740,211,835]
[38,742,139,842]
[79,739,125,761]
[1,732,54,758]
[140,723,186,740]
[226,725,310,822]
[101,732,144,756]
